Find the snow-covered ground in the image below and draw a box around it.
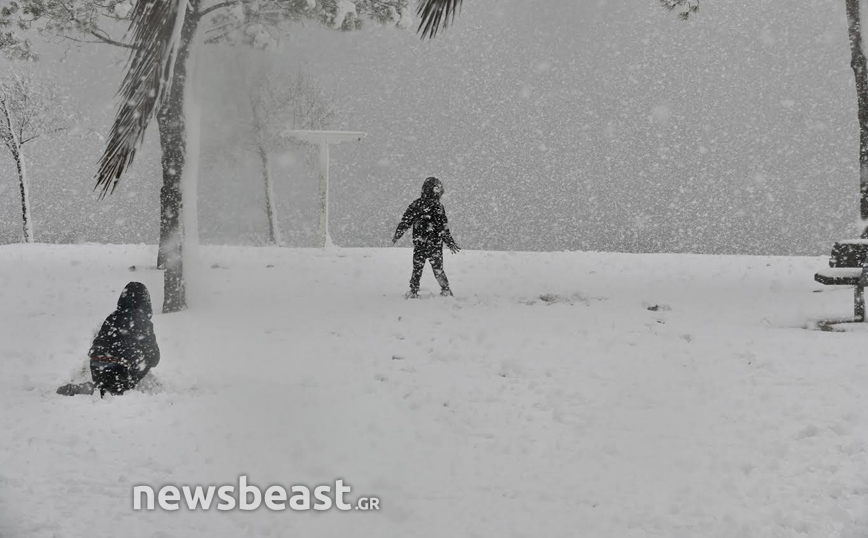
[2,244,868,538]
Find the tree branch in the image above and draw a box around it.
[20,126,69,146]
[53,0,139,49]
[89,29,138,49]
[197,0,238,19]
[49,34,110,48]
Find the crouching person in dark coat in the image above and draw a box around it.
[392,176,461,298]
[57,282,160,397]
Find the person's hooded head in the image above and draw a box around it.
[421,176,444,201]
[116,282,153,319]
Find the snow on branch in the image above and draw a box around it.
[659,0,700,20]
[202,0,408,46]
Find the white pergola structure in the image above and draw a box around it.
[282,130,368,248]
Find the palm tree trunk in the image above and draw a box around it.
[157,113,176,270]
[846,0,868,237]
[156,6,199,313]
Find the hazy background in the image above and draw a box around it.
[0,0,857,255]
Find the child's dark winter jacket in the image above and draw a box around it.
[393,176,458,253]
[88,282,160,374]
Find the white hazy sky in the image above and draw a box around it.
[0,0,857,255]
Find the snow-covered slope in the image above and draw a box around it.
[2,244,867,537]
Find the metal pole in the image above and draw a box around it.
[319,140,330,248]
[856,285,865,322]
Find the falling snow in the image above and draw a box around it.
[0,0,866,537]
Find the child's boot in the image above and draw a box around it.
[440,287,453,297]
[405,289,419,299]
[56,381,95,396]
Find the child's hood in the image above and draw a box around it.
[421,176,444,200]
[116,281,153,319]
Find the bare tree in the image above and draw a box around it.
[241,61,336,245]
[0,71,72,243]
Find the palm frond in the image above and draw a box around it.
[416,0,462,40]
[94,0,188,198]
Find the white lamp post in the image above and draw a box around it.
[282,130,367,249]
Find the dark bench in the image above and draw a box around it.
[814,240,868,321]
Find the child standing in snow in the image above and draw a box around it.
[392,176,461,298]
[57,282,160,397]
